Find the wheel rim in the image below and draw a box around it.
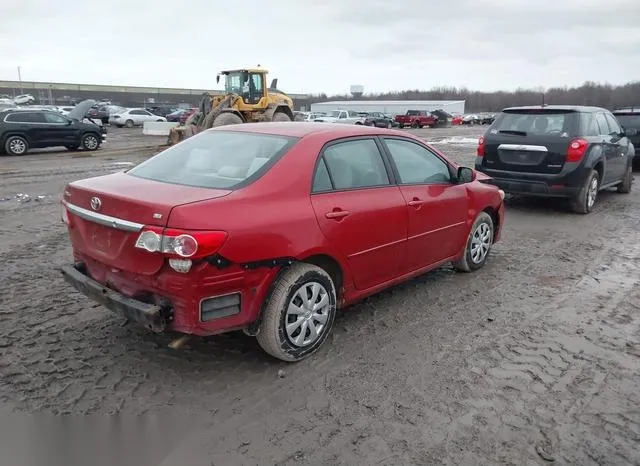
[470,222,492,264]
[285,282,330,347]
[84,136,98,150]
[587,176,598,208]
[9,139,26,154]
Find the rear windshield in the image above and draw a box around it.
[493,110,579,137]
[128,130,298,189]
[614,113,640,130]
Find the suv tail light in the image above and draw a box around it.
[477,136,486,157]
[566,138,588,162]
[135,226,227,259]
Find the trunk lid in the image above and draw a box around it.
[482,109,579,174]
[64,172,231,275]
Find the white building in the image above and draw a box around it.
[310,100,465,116]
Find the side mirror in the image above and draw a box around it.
[216,75,220,84]
[457,166,475,183]
[66,119,73,125]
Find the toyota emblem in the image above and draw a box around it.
[90,197,102,211]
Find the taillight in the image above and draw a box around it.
[134,226,227,259]
[566,138,588,162]
[477,136,486,157]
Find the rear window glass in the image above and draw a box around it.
[614,113,640,130]
[128,130,298,189]
[493,110,578,137]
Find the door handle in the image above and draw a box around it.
[408,199,424,206]
[325,210,350,219]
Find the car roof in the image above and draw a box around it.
[502,105,606,113]
[207,122,408,139]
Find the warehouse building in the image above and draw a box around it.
[310,100,465,116]
[0,80,309,109]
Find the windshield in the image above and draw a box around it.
[615,113,640,130]
[224,72,247,95]
[128,130,298,189]
[493,110,579,137]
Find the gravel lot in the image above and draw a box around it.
[1,125,639,465]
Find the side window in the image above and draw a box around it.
[43,112,68,124]
[322,139,390,190]
[130,110,144,115]
[604,113,621,134]
[383,138,451,185]
[312,157,333,193]
[250,74,263,93]
[339,112,346,119]
[581,113,599,137]
[6,112,44,123]
[594,113,610,135]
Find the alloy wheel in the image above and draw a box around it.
[470,222,492,264]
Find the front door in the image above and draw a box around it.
[594,112,621,184]
[604,112,628,180]
[381,137,469,271]
[310,137,408,290]
[42,111,77,146]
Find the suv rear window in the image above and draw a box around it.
[613,112,640,130]
[493,109,579,137]
[128,130,298,189]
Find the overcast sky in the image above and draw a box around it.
[1,0,639,95]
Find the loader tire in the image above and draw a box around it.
[272,112,292,122]
[203,95,235,129]
[213,112,243,127]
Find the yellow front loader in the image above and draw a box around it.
[168,67,302,145]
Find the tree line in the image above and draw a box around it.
[302,81,640,113]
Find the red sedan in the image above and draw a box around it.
[60,123,505,361]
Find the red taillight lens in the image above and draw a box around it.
[477,136,486,157]
[135,227,227,259]
[566,138,588,162]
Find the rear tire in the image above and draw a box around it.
[125,119,134,128]
[256,263,337,362]
[452,212,494,273]
[570,169,599,214]
[617,165,633,193]
[213,112,243,126]
[272,112,292,122]
[4,135,28,156]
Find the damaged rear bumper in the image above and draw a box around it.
[59,263,168,333]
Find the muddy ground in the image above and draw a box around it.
[0,125,639,465]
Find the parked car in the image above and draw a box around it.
[451,114,464,126]
[13,94,36,105]
[364,112,395,128]
[179,108,199,125]
[59,122,505,361]
[109,108,167,127]
[394,110,437,129]
[149,106,179,118]
[0,103,106,156]
[475,105,635,213]
[612,107,640,166]
[314,110,365,124]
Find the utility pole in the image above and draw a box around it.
[17,66,23,94]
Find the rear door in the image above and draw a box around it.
[381,137,469,270]
[604,112,630,178]
[481,109,579,174]
[593,112,621,184]
[309,137,408,291]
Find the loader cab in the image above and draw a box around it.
[218,69,267,107]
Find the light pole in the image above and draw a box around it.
[17,66,23,94]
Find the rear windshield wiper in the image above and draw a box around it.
[498,130,528,136]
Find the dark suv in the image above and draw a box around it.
[612,107,640,166]
[475,105,636,214]
[0,109,106,156]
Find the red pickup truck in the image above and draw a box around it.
[395,110,437,128]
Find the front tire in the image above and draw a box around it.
[570,169,599,214]
[125,119,134,128]
[80,133,100,151]
[617,165,633,193]
[213,112,244,126]
[452,212,494,272]
[256,263,337,362]
[5,135,28,156]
